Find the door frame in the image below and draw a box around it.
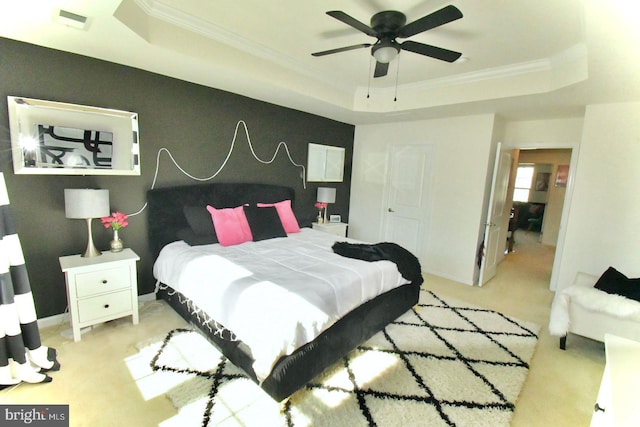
[502,141,581,291]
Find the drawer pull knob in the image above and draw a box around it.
[102,280,108,284]
[104,304,110,309]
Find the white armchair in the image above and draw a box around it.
[549,272,640,350]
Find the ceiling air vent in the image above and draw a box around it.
[55,9,89,30]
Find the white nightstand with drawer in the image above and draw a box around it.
[312,222,348,237]
[591,334,640,427]
[59,248,140,342]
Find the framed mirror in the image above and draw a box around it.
[7,96,140,175]
[307,143,345,182]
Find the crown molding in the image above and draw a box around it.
[385,43,587,93]
[133,0,353,93]
[131,0,587,113]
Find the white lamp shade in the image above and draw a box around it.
[373,46,399,63]
[317,187,336,204]
[64,189,110,219]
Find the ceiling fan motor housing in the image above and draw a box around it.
[370,11,406,34]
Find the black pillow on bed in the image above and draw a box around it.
[183,205,218,242]
[243,206,287,241]
[594,266,640,303]
[176,227,217,246]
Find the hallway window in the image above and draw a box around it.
[513,165,534,202]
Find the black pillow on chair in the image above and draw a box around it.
[243,206,287,241]
[594,267,640,303]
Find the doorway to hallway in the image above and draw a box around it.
[488,147,575,291]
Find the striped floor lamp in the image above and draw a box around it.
[0,172,59,388]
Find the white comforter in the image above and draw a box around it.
[153,228,410,382]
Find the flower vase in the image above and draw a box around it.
[317,210,324,224]
[110,229,124,253]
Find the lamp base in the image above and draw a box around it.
[81,218,102,257]
[81,245,102,258]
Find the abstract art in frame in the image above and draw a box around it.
[30,125,114,170]
[7,96,140,176]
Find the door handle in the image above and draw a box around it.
[388,208,395,212]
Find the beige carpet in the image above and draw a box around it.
[126,290,539,426]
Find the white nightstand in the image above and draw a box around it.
[591,334,640,426]
[312,222,348,237]
[59,248,140,342]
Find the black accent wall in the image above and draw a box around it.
[0,37,354,318]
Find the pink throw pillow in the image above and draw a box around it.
[257,200,300,233]
[206,205,253,246]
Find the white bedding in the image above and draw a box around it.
[153,228,410,382]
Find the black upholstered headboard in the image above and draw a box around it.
[147,182,295,258]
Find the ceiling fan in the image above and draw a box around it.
[312,5,463,78]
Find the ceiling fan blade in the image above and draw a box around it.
[326,11,377,37]
[397,5,463,38]
[401,40,462,62]
[373,61,389,78]
[312,43,372,57]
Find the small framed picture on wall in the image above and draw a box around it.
[535,172,550,191]
[555,165,569,187]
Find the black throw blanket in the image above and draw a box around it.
[332,242,423,286]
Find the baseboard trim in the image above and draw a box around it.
[37,292,157,329]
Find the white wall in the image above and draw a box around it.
[349,106,639,291]
[554,102,640,291]
[350,114,496,285]
[503,118,584,145]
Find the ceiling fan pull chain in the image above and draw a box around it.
[394,54,401,102]
[367,56,373,98]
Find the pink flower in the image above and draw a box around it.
[101,211,128,230]
[314,202,327,209]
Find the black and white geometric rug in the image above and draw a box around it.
[127,290,539,426]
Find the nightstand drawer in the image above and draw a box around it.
[312,222,348,237]
[75,266,131,297]
[77,290,132,323]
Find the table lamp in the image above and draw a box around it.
[64,189,110,257]
[317,187,336,223]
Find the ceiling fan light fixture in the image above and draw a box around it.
[372,44,400,63]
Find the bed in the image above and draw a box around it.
[147,182,421,401]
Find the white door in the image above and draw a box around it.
[382,145,432,266]
[478,143,511,286]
